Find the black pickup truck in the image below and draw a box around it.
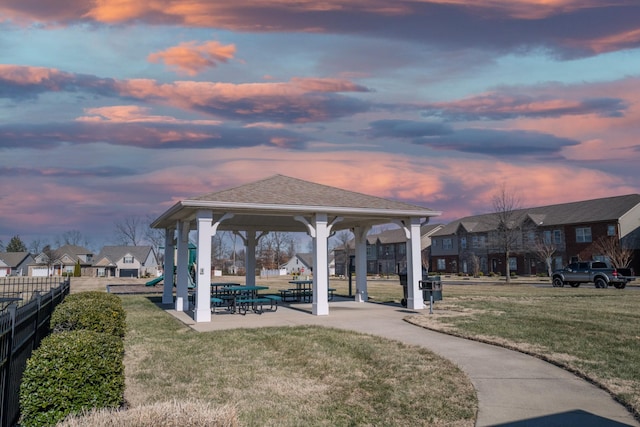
[551,261,635,289]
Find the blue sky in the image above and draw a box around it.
[1,1,640,250]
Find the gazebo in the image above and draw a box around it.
[151,175,441,322]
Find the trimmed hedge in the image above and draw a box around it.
[50,291,126,337]
[19,330,125,427]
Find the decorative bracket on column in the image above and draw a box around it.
[352,225,371,241]
[392,219,410,239]
[211,213,234,236]
[233,230,268,244]
[294,216,316,238]
[166,228,177,246]
[327,216,344,235]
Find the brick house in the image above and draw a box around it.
[430,194,640,276]
[334,223,443,276]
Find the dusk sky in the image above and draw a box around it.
[2,1,640,251]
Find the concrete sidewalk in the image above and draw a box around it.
[169,299,639,427]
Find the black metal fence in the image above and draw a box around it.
[0,277,70,426]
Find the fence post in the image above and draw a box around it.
[1,304,17,427]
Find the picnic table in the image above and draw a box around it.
[284,280,313,302]
[222,285,277,315]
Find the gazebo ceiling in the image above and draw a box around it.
[151,175,441,232]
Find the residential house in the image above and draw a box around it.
[28,245,94,277]
[92,246,160,278]
[430,194,640,276]
[333,223,443,276]
[29,252,52,277]
[0,252,35,277]
[281,253,314,276]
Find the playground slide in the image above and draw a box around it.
[145,275,163,286]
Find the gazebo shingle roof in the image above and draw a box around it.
[152,174,440,232]
[190,175,430,212]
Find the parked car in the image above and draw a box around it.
[552,261,635,289]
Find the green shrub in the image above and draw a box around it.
[50,291,126,338]
[19,330,125,427]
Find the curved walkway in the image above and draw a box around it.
[175,299,639,427]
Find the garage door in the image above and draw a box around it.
[32,267,49,277]
[119,269,138,278]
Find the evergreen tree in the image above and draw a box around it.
[74,260,82,277]
[6,235,27,252]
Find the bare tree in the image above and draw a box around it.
[144,214,165,254]
[257,232,294,269]
[490,184,522,283]
[332,230,353,276]
[114,215,145,246]
[57,230,88,247]
[593,236,633,269]
[212,231,231,268]
[29,238,48,254]
[532,238,556,276]
[461,251,480,277]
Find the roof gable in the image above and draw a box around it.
[0,252,30,268]
[95,246,153,264]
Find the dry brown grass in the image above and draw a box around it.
[57,400,238,427]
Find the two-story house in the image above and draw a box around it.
[430,194,640,276]
[92,246,160,278]
[334,223,443,276]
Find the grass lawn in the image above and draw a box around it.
[121,294,477,426]
[406,284,640,419]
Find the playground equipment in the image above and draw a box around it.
[145,242,197,287]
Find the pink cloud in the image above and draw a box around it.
[76,105,221,125]
[566,28,640,54]
[148,40,236,75]
[152,146,635,221]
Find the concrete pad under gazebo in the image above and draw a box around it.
[151,175,441,322]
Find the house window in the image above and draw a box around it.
[576,227,592,243]
[366,245,376,258]
[543,230,552,244]
[442,238,452,250]
[607,225,616,236]
[509,257,517,271]
[398,244,406,255]
[553,230,562,244]
[527,231,535,244]
[437,259,446,270]
[124,255,134,264]
[471,236,478,248]
[460,237,467,249]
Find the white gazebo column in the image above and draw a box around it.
[194,211,213,323]
[312,213,330,315]
[175,220,190,312]
[162,228,175,305]
[406,217,424,310]
[353,226,370,302]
